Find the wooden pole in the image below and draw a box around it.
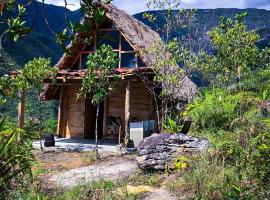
[124,80,131,146]
[18,90,25,129]
[57,87,64,137]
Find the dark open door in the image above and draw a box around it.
[97,102,104,139]
[84,99,104,139]
[84,99,96,139]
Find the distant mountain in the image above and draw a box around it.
[0,0,81,68]
[134,8,270,52]
[1,3,270,71]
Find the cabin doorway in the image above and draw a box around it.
[84,99,104,139]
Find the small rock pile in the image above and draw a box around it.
[137,133,210,170]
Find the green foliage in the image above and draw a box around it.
[80,44,117,105]
[16,58,55,92]
[42,118,57,135]
[168,153,238,199]
[127,170,163,187]
[4,5,31,42]
[172,13,270,199]
[56,0,111,53]
[196,13,270,89]
[162,116,181,133]
[7,179,142,200]
[248,132,270,193]
[189,89,260,132]
[174,156,189,171]
[0,117,34,195]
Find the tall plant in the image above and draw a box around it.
[0,117,34,195]
[79,44,117,160]
[16,58,56,150]
[196,13,269,90]
[143,0,198,130]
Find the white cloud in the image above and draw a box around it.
[113,0,148,14]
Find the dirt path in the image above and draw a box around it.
[143,186,177,200]
[48,156,138,188]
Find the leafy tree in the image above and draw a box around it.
[79,44,117,159]
[196,12,270,90]
[143,0,198,130]
[16,58,56,150]
[1,0,111,52]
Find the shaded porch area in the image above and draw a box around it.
[32,137,118,152]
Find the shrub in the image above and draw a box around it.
[168,153,238,199]
[42,118,57,135]
[162,116,182,133]
[248,132,270,196]
[0,118,34,197]
[189,89,260,132]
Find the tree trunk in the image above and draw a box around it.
[17,90,25,141]
[124,80,131,147]
[38,94,43,151]
[95,104,100,160]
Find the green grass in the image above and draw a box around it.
[6,170,164,200]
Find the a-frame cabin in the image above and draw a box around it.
[42,2,197,141]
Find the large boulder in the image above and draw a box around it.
[137,133,210,170]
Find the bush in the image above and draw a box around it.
[168,153,238,199]
[0,118,34,197]
[248,132,270,196]
[42,118,57,135]
[189,89,260,132]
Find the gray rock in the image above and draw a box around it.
[137,133,211,170]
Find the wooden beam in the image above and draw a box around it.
[62,87,69,138]
[57,87,68,138]
[17,90,25,129]
[57,87,64,137]
[124,80,131,145]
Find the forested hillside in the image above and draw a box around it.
[0,0,81,68]
[1,2,270,71]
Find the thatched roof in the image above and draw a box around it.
[48,1,197,101]
[57,1,162,69]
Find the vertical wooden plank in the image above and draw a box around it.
[61,87,69,138]
[103,97,108,137]
[18,90,25,129]
[124,80,131,145]
[57,87,64,137]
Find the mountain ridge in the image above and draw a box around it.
[1,1,270,70]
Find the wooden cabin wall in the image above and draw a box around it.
[58,85,85,138]
[107,82,126,127]
[107,80,153,133]
[130,81,153,121]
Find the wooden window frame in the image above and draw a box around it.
[77,29,144,69]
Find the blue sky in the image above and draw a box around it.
[45,0,270,14]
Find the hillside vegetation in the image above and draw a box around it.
[2,3,270,69]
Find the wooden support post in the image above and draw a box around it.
[57,87,64,137]
[124,80,131,146]
[61,87,68,138]
[18,90,25,129]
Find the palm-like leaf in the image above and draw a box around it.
[0,117,33,193]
